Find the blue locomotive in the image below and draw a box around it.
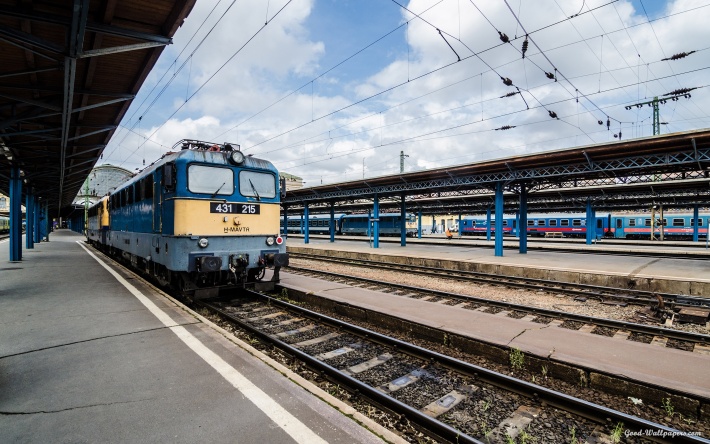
[87,139,288,294]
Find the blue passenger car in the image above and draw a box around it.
[285,213,347,235]
[611,212,709,239]
[341,213,417,236]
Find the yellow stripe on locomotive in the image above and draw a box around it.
[172,198,281,236]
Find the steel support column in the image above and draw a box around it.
[282,205,288,237]
[693,204,699,242]
[486,206,492,241]
[304,204,310,244]
[586,198,594,245]
[34,197,41,242]
[495,182,504,257]
[458,211,462,238]
[25,189,34,249]
[519,185,528,254]
[417,211,422,239]
[330,203,335,243]
[431,215,436,234]
[400,193,406,246]
[9,166,22,261]
[373,196,380,248]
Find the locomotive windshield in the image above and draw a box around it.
[188,164,234,196]
[239,171,276,199]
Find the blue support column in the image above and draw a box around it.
[519,185,528,254]
[585,198,594,245]
[693,204,699,242]
[367,209,371,237]
[486,206,492,241]
[494,182,504,257]
[9,166,22,261]
[417,211,422,239]
[330,203,335,243]
[400,194,406,246]
[373,195,380,248]
[39,202,49,241]
[34,197,41,243]
[458,211,462,238]
[304,205,310,244]
[282,205,288,236]
[25,189,34,249]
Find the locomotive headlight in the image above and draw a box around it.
[230,150,245,165]
[265,236,275,246]
[198,237,209,248]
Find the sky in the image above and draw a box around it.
[99,0,710,186]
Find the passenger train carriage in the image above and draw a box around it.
[461,212,708,239]
[87,140,288,295]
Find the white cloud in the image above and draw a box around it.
[104,0,710,185]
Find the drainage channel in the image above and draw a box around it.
[197,291,705,444]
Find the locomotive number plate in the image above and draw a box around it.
[210,202,260,214]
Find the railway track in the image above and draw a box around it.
[198,291,706,443]
[284,265,709,352]
[289,252,710,309]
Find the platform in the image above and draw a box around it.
[287,236,710,296]
[0,230,399,443]
[277,271,710,407]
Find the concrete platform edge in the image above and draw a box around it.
[288,246,710,296]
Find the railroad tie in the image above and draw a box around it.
[291,332,341,348]
[316,343,362,360]
[342,353,393,376]
[420,385,479,418]
[378,368,429,394]
[487,405,540,442]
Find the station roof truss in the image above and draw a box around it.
[283,129,710,215]
[0,0,196,215]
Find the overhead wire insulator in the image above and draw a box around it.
[597,120,603,125]
[521,35,529,59]
[665,87,696,96]
[545,71,555,80]
[495,125,516,131]
[662,50,696,61]
[498,31,509,43]
[548,110,558,119]
[501,77,513,86]
[500,91,520,98]
[606,117,610,130]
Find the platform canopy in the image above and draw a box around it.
[0,0,196,216]
[283,129,710,214]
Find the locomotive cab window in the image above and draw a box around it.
[239,171,276,199]
[188,164,234,196]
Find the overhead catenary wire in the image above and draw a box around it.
[117,0,295,169]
